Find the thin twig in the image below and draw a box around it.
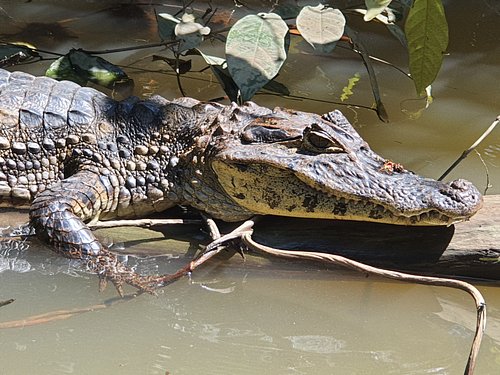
[155,219,254,287]
[201,213,221,240]
[439,115,499,181]
[79,41,177,55]
[336,43,411,78]
[260,92,378,113]
[116,61,380,114]
[174,0,195,17]
[241,233,486,375]
[0,42,65,57]
[88,218,201,229]
[474,150,490,195]
[0,220,253,329]
[175,54,187,97]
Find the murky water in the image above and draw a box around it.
[0,1,499,374]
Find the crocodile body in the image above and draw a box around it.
[0,68,483,293]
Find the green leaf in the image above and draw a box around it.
[296,5,346,53]
[193,50,225,67]
[156,12,180,41]
[212,65,240,102]
[0,43,39,68]
[386,23,407,48]
[68,49,129,88]
[405,0,448,95]
[398,0,414,9]
[352,7,407,47]
[46,55,87,86]
[345,27,388,122]
[364,0,393,21]
[225,13,288,102]
[174,13,211,53]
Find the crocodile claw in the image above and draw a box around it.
[111,279,125,298]
[98,275,108,293]
[88,252,161,297]
[98,272,159,297]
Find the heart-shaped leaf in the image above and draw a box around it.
[225,13,288,102]
[296,5,346,53]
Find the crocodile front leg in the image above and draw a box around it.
[29,170,162,295]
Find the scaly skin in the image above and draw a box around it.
[0,68,483,294]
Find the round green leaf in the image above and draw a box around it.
[405,0,448,95]
[296,5,346,54]
[225,13,288,102]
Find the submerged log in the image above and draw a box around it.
[1,197,498,281]
[252,195,500,281]
[95,196,499,281]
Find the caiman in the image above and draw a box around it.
[0,68,483,294]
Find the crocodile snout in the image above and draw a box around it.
[436,178,483,216]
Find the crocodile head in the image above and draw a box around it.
[198,104,482,225]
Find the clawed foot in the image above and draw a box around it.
[96,266,165,297]
[99,275,125,298]
[89,218,256,297]
[87,252,161,297]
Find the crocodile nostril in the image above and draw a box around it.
[438,179,482,205]
[450,179,468,191]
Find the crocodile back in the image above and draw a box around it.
[0,68,115,206]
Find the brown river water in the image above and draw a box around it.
[0,1,499,374]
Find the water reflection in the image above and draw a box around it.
[1,232,500,374]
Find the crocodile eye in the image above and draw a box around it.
[302,124,344,153]
[307,132,331,148]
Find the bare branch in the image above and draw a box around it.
[89,218,201,229]
[439,115,499,181]
[241,233,486,375]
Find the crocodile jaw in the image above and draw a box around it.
[211,158,483,226]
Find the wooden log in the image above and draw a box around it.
[251,195,500,280]
[1,197,498,281]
